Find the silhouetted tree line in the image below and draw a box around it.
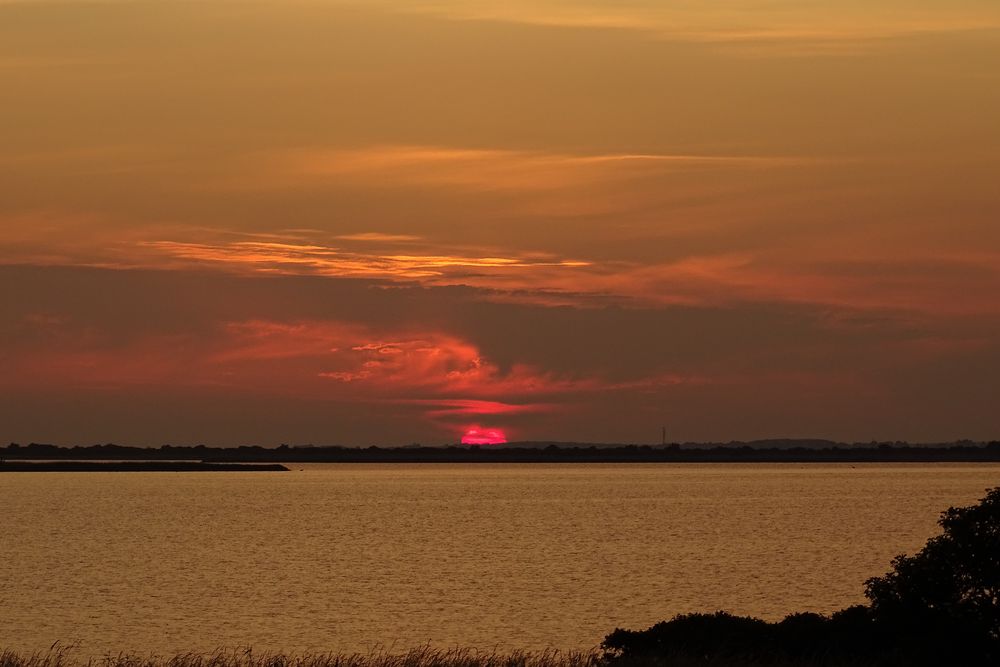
[602,488,1000,666]
[3,441,1000,463]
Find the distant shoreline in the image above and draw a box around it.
[0,461,289,472]
[3,441,1000,465]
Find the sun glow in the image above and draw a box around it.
[461,426,507,445]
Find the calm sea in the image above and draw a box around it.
[2,463,999,655]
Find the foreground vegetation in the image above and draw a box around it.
[5,489,999,666]
[605,486,1000,666]
[0,649,607,667]
[0,646,897,667]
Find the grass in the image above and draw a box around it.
[0,646,896,667]
[0,648,601,667]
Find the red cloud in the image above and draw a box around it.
[461,426,507,445]
[2,317,590,431]
[405,399,547,417]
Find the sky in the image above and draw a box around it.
[2,0,999,445]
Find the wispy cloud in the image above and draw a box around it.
[335,232,423,243]
[1,315,604,424]
[142,239,590,280]
[228,144,821,221]
[137,236,1000,318]
[270,145,811,193]
[400,399,550,418]
[344,0,1000,54]
[10,211,999,320]
[599,252,1000,316]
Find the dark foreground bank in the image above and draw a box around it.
[0,461,289,472]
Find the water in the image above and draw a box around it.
[2,463,999,656]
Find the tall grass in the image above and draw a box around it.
[0,648,601,667]
[0,646,891,667]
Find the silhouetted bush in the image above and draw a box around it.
[603,612,771,660]
[603,609,883,665]
[603,488,1000,666]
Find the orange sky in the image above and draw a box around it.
[2,1,999,444]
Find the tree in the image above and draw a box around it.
[865,487,1000,660]
[602,489,1000,666]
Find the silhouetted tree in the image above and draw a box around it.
[864,487,1000,662]
[603,488,1000,666]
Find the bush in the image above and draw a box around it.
[602,609,882,665]
[603,487,1000,666]
[603,612,772,660]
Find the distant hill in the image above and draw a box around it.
[504,439,974,450]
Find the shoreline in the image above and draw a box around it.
[0,461,289,472]
[5,442,1000,465]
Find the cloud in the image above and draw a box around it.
[0,313,595,425]
[609,252,1000,317]
[402,399,548,418]
[315,331,596,399]
[139,236,1000,318]
[141,239,590,282]
[3,306,740,435]
[343,0,1000,55]
[269,145,810,194]
[220,142,840,222]
[4,264,1000,444]
[10,208,999,321]
[335,232,423,243]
